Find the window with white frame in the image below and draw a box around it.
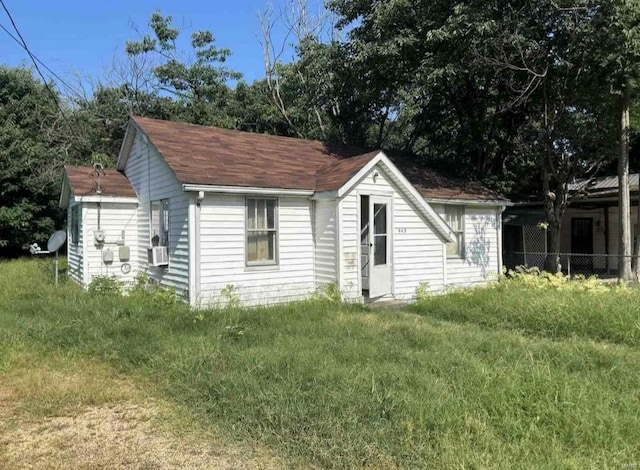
[150,199,169,247]
[70,205,80,244]
[445,205,465,258]
[246,198,278,265]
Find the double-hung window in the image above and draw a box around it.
[150,199,170,247]
[445,205,465,258]
[246,198,278,265]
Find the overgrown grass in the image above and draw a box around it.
[411,273,640,346]
[1,259,640,468]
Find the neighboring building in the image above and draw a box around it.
[60,116,509,307]
[503,174,640,274]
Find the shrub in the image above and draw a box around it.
[415,282,431,303]
[129,271,179,306]
[312,283,342,303]
[88,276,122,296]
[220,284,242,309]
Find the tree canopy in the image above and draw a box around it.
[2,4,640,260]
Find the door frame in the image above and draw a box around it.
[357,191,394,298]
[570,217,594,270]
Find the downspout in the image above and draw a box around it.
[604,206,610,272]
[194,191,204,306]
[497,206,505,276]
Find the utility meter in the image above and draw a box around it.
[94,230,105,244]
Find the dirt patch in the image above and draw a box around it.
[1,401,278,469]
[0,362,282,469]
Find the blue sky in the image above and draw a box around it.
[0,0,305,90]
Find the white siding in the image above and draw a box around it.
[124,133,190,297]
[198,194,315,307]
[83,202,138,284]
[314,199,338,286]
[433,204,501,288]
[66,200,83,284]
[339,166,447,301]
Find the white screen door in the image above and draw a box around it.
[369,196,391,297]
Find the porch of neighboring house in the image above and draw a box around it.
[503,175,640,277]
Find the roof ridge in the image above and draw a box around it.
[131,115,329,148]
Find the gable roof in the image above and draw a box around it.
[388,155,508,203]
[315,150,381,192]
[119,116,507,203]
[60,165,137,207]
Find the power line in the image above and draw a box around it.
[0,0,77,131]
[0,21,87,102]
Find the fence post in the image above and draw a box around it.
[567,254,571,277]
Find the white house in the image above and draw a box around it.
[60,116,509,307]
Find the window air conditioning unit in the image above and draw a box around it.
[149,246,169,267]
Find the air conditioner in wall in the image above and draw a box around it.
[149,246,169,267]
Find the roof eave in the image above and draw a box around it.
[336,151,455,243]
[424,197,512,207]
[116,119,138,171]
[182,183,314,197]
[76,195,139,203]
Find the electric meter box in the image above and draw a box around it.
[119,246,130,261]
[102,249,114,264]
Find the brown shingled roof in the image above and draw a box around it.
[64,165,137,198]
[129,116,507,202]
[388,156,507,202]
[133,116,341,190]
[315,150,380,192]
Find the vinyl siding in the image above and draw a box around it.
[124,132,190,297]
[198,194,315,307]
[66,200,83,284]
[339,166,446,301]
[83,202,138,285]
[314,199,338,286]
[433,204,501,288]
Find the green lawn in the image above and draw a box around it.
[1,259,639,468]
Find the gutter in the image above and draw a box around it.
[424,197,513,207]
[182,184,314,197]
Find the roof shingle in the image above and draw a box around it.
[64,165,137,198]
[129,116,507,202]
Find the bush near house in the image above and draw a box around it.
[1,259,639,468]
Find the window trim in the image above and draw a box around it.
[150,199,170,248]
[245,196,279,267]
[69,204,80,245]
[445,205,465,259]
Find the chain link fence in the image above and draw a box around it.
[509,252,635,278]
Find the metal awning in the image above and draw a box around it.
[503,211,545,226]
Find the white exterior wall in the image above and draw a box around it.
[433,204,502,288]
[314,199,338,286]
[339,165,447,302]
[198,194,316,307]
[82,202,138,285]
[66,199,84,284]
[124,132,190,297]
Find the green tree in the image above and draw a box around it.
[125,11,242,127]
[0,66,70,253]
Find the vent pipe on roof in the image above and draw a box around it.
[93,163,104,194]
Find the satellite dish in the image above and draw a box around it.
[47,230,67,252]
